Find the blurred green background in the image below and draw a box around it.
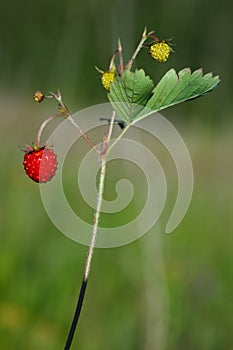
[0,0,233,349]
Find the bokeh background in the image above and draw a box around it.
[0,0,233,349]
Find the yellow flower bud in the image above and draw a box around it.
[149,41,171,62]
[101,66,116,91]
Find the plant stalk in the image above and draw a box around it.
[64,112,115,350]
[36,114,61,147]
[125,27,149,70]
[67,115,100,155]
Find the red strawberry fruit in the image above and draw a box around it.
[23,145,58,183]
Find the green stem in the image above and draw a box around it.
[125,27,148,70]
[67,115,100,155]
[36,114,61,147]
[118,38,124,76]
[84,111,115,280]
[84,156,106,278]
[105,123,131,157]
[64,155,107,350]
[64,112,115,350]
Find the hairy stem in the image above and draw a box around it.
[36,114,61,147]
[64,156,107,350]
[67,115,100,155]
[84,156,107,279]
[35,112,99,156]
[105,122,131,157]
[125,27,149,70]
[118,38,124,76]
[64,112,115,350]
[48,89,99,154]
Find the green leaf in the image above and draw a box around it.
[108,69,154,122]
[144,67,220,114]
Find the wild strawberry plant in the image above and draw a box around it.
[22,27,220,349]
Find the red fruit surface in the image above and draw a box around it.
[23,147,58,183]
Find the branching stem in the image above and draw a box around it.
[105,123,131,157]
[36,114,61,147]
[35,112,99,156]
[67,115,100,155]
[125,27,151,70]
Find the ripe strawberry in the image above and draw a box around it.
[23,145,58,183]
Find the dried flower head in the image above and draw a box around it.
[34,91,45,103]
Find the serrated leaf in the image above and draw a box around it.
[108,69,154,122]
[143,68,220,115]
